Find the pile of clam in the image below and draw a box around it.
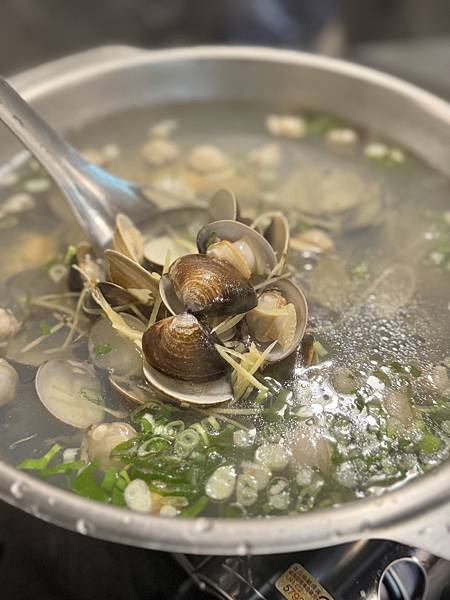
[80,189,308,406]
[149,191,309,403]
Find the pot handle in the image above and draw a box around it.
[372,499,450,561]
[10,45,149,95]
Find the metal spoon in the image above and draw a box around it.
[0,76,183,250]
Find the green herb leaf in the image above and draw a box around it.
[94,343,113,356]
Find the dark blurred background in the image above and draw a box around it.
[0,0,450,97]
[0,2,449,598]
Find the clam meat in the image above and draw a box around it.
[197,219,277,280]
[246,279,308,362]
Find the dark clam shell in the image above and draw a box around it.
[142,313,228,383]
[168,254,257,316]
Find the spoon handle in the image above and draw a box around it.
[0,76,151,249]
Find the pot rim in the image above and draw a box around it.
[2,45,449,556]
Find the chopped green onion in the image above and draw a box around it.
[41,460,85,478]
[18,443,62,471]
[180,495,209,518]
[71,461,109,502]
[101,466,119,492]
[418,432,442,454]
[174,429,201,458]
[64,245,77,265]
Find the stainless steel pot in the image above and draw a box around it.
[0,46,449,559]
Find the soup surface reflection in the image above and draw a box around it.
[0,102,449,519]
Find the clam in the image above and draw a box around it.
[251,211,289,272]
[35,360,107,428]
[113,213,144,263]
[162,254,257,316]
[142,206,206,270]
[81,422,137,470]
[105,249,159,297]
[280,166,383,232]
[0,307,20,342]
[197,220,277,280]
[109,373,159,406]
[88,314,146,376]
[143,361,232,406]
[82,281,148,317]
[143,313,227,383]
[245,279,308,362]
[0,358,19,406]
[142,189,238,270]
[6,311,81,367]
[208,189,238,222]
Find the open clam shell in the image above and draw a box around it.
[82,281,146,316]
[197,220,277,281]
[159,274,184,316]
[105,249,159,297]
[142,189,238,271]
[143,361,232,406]
[36,360,106,428]
[251,211,290,273]
[208,188,238,222]
[113,213,144,264]
[142,206,204,270]
[88,314,146,376]
[109,374,159,406]
[246,279,308,363]
[164,254,257,316]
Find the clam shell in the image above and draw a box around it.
[142,206,207,269]
[109,374,158,406]
[142,313,228,382]
[82,282,151,317]
[246,279,308,362]
[208,189,238,222]
[197,220,277,280]
[105,249,159,297]
[143,361,232,405]
[251,211,289,272]
[114,213,144,263]
[35,360,105,428]
[167,254,257,316]
[159,274,184,315]
[88,314,146,376]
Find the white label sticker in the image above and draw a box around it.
[275,563,334,600]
